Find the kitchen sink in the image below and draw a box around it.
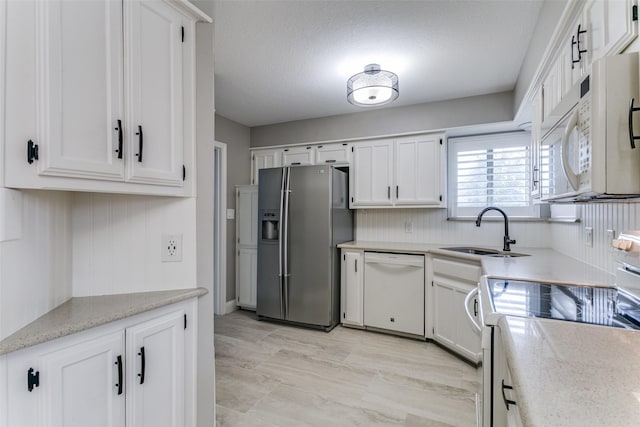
[440,247,530,257]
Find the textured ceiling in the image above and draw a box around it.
[213,1,543,127]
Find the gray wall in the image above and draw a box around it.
[513,0,568,117]
[250,91,514,147]
[215,114,251,302]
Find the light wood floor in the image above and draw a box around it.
[215,310,481,427]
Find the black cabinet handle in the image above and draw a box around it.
[355,259,357,273]
[387,186,391,200]
[138,346,145,384]
[135,125,143,162]
[115,355,123,395]
[27,368,39,392]
[629,99,640,149]
[501,379,516,410]
[27,140,39,164]
[576,24,587,59]
[473,298,478,317]
[396,185,399,198]
[115,120,123,159]
[325,159,336,163]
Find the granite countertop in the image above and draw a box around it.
[0,287,208,355]
[337,240,616,286]
[498,316,640,427]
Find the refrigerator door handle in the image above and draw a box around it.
[283,167,291,319]
[278,170,286,319]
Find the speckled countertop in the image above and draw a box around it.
[498,316,640,427]
[0,287,208,355]
[337,240,616,285]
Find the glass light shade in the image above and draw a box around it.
[347,64,399,107]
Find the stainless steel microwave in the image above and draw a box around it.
[540,52,640,202]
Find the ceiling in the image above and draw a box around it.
[213,1,544,128]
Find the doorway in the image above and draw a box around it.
[213,141,227,315]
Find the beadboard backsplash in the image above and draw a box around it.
[551,202,640,275]
[356,203,640,276]
[355,209,550,248]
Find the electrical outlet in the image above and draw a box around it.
[584,227,593,247]
[405,221,413,233]
[162,234,183,262]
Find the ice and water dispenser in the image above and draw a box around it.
[260,211,279,242]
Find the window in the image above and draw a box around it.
[448,132,535,218]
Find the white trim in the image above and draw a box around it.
[225,300,238,315]
[213,141,227,315]
[0,0,6,187]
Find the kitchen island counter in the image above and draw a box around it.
[0,287,208,355]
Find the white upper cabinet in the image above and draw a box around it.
[583,0,637,69]
[282,145,315,166]
[395,135,443,206]
[36,0,125,181]
[125,0,184,186]
[351,133,445,208]
[251,148,282,185]
[351,139,394,207]
[3,0,210,195]
[315,143,352,164]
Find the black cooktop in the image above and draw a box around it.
[487,278,640,330]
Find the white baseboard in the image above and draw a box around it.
[225,300,238,314]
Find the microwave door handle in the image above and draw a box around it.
[628,98,640,149]
[560,108,580,191]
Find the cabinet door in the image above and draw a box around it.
[125,0,184,186]
[252,149,282,185]
[433,278,481,362]
[37,0,125,181]
[531,87,543,199]
[560,17,583,98]
[237,248,258,309]
[316,143,352,164]
[395,135,443,205]
[583,0,637,68]
[126,310,185,427]
[282,146,315,166]
[351,140,394,207]
[40,331,126,427]
[236,186,258,247]
[340,250,363,327]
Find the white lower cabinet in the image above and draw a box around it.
[363,252,425,336]
[126,310,185,427]
[340,249,364,327]
[0,301,196,427]
[492,324,523,427]
[431,257,482,363]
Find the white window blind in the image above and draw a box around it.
[448,132,535,218]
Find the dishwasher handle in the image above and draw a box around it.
[364,253,424,268]
[464,287,482,335]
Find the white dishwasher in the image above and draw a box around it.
[364,252,425,336]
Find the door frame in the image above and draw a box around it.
[213,141,227,315]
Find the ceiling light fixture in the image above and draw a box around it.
[347,64,399,107]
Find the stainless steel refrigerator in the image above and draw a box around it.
[256,165,353,331]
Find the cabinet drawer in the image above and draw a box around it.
[432,258,481,283]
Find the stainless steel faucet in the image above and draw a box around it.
[475,207,516,252]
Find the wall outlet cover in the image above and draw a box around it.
[584,227,593,247]
[162,234,183,262]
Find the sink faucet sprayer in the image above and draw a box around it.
[475,207,516,252]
